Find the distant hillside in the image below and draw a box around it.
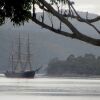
[0,12,100,73]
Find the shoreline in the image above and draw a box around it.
[1,73,100,80]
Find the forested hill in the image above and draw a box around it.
[46,54,100,77]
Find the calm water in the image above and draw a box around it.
[0,74,100,100]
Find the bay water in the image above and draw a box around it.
[0,74,100,100]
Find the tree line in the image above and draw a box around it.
[47,54,100,77]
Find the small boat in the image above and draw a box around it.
[5,33,41,78]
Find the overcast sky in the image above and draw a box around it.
[73,0,100,15]
[36,0,100,15]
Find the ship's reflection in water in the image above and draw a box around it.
[0,74,100,100]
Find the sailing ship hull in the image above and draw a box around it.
[5,70,35,78]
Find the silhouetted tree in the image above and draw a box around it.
[0,0,100,46]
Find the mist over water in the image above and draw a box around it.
[0,74,100,100]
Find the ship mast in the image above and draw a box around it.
[16,33,22,72]
[9,41,15,72]
[25,33,32,70]
[11,53,14,72]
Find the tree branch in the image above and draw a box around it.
[38,0,81,35]
[63,14,100,23]
[32,18,72,37]
[32,0,100,46]
[63,1,100,34]
[31,17,100,46]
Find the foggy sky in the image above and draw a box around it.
[74,0,100,15]
[45,0,100,15]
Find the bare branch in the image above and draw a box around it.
[33,0,100,46]
[66,0,100,34]
[32,17,100,46]
[47,13,54,28]
[32,18,72,37]
[38,0,81,35]
[87,22,100,34]
[33,0,36,18]
[63,14,100,23]
[87,16,100,23]
[36,1,49,12]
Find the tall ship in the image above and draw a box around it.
[5,33,40,78]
